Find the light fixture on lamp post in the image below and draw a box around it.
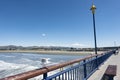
[90,4,97,55]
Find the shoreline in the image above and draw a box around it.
[0,50,105,55]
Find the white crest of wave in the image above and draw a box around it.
[0,60,38,78]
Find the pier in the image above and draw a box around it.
[0,50,117,80]
[88,50,119,80]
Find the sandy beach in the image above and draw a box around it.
[0,50,105,55]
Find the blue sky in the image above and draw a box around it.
[0,0,120,48]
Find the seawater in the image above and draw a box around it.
[0,52,88,79]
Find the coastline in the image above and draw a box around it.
[0,50,105,55]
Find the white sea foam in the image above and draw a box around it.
[4,55,15,58]
[0,58,57,79]
[0,60,20,71]
[0,60,38,78]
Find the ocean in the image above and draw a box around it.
[0,52,88,79]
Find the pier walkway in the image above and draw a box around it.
[88,51,120,80]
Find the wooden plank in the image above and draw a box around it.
[105,65,117,76]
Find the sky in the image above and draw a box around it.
[0,0,120,48]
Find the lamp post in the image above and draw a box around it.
[90,4,97,55]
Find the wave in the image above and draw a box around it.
[0,60,38,78]
[0,57,58,79]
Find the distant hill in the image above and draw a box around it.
[0,45,119,51]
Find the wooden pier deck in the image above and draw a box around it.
[88,51,120,80]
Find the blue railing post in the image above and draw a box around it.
[43,73,47,80]
[83,60,87,79]
[96,56,98,69]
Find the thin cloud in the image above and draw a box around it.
[42,33,46,37]
[71,43,89,48]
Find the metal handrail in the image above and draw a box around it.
[0,51,113,80]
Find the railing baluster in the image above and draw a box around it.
[62,73,64,80]
[68,72,69,80]
[65,72,67,80]
[83,60,87,79]
[78,66,80,80]
[43,73,47,80]
[59,75,60,80]
[72,70,74,80]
